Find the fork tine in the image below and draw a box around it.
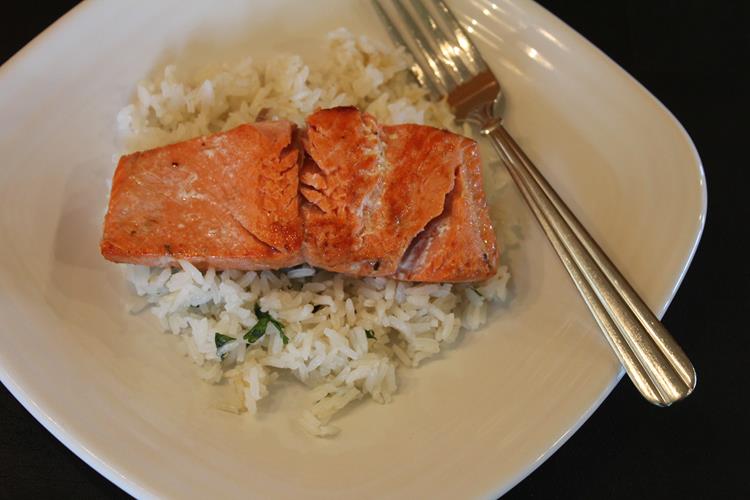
[389,0,458,90]
[433,0,488,73]
[371,0,444,98]
[377,0,461,92]
[407,0,474,83]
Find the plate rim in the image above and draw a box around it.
[0,0,707,497]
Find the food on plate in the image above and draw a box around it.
[112,29,511,436]
[101,121,303,270]
[395,133,498,282]
[301,106,497,281]
[103,106,498,282]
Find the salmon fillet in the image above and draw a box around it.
[100,121,303,270]
[102,108,498,282]
[301,107,497,281]
[301,107,465,276]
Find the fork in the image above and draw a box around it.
[372,0,696,405]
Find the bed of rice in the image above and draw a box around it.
[117,28,511,437]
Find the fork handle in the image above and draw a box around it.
[484,123,696,405]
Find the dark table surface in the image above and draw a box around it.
[1,1,746,498]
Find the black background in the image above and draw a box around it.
[1,1,746,498]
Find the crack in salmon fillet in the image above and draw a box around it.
[101,121,303,270]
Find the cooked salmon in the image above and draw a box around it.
[101,121,303,270]
[302,107,464,276]
[102,108,498,282]
[395,141,498,282]
[301,107,498,281]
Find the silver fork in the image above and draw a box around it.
[373,0,696,405]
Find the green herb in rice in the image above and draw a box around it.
[244,305,288,345]
[214,333,236,359]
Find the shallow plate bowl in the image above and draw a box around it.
[0,0,705,497]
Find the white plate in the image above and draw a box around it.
[0,0,705,498]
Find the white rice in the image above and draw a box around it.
[118,29,511,437]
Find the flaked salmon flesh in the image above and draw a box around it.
[101,107,498,282]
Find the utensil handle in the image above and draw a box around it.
[484,123,696,405]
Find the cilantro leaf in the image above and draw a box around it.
[244,304,287,345]
[244,316,269,343]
